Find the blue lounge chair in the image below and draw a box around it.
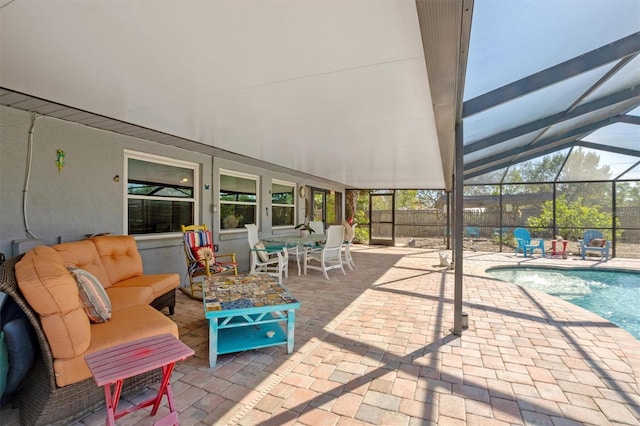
[514,228,545,257]
[580,230,610,261]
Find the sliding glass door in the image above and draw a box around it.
[311,187,342,227]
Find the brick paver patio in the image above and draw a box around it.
[2,246,639,425]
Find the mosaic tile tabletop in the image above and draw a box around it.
[203,274,299,312]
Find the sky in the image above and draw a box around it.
[465,0,640,100]
[462,0,640,182]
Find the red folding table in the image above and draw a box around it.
[85,334,194,426]
[551,239,568,258]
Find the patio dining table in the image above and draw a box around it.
[262,233,327,275]
[262,233,326,247]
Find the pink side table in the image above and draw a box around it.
[551,240,568,258]
[85,334,194,426]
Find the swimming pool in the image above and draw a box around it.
[486,267,640,340]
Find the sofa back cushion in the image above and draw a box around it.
[53,240,112,287]
[14,246,91,359]
[90,236,143,284]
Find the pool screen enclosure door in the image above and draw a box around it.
[369,192,395,246]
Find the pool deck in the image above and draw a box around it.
[2,247,639,425]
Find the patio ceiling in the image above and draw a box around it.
[0,0,473,191]
[4,1,634,191]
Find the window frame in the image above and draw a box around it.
[124,150,199,237]
[310,187,343,226]
[218,169,259,233]
[271,179,297,229]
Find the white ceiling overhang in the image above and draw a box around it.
[0,0,460,190]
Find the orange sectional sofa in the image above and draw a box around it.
[0,235,180,425]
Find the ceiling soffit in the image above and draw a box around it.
[0,1,451,190]
[416,0,473,192]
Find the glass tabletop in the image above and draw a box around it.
[262,234,326,246]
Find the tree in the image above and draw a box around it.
[395,190,420,209]
[416,190,445,208]
[527,195,617,240]
[463,184,499,196]
[504,153,565,184]
[615,181,640,207]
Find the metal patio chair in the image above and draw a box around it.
[245,224,289,284]
[305,225,346,280]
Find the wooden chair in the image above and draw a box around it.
[181,224,237,299]
[514,228,545,257]
[580,230,610,261]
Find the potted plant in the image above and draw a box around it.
[294,222,315,236]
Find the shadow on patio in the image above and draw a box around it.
[4,246,639,425]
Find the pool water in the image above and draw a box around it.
[487,268,640,340]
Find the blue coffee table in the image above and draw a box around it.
[202,274,300,367]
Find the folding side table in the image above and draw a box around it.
[551,239,569,258]
[85,334,194,426]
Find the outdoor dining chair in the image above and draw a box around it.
[342,222,357,270]
[245,224,289,284]
[308,220,325,235]
[305,225,346,280]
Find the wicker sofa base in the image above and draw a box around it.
[150,288,176,315]
[16,358,161,426]
[1,255,177,425]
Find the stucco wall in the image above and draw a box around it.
[0,105,345,284]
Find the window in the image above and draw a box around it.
[311,187,342,226]
[125,151,197,235]
[326,190,342,225]
[219,170,258,230]
[272,180,295,227]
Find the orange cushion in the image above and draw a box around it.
[106,286,154,311]
[15,246,91,359]
[52,304,178,387]
[112,274,179,299]
[53,240,112,287]
[90,236,143,283]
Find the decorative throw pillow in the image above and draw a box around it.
[195,246,215,268]
[254,243,270,262]
[2,318,36,403]
[0,331,8,402]
[588,238,606,247]
[0,293,37,406]
[67,267,111,323]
